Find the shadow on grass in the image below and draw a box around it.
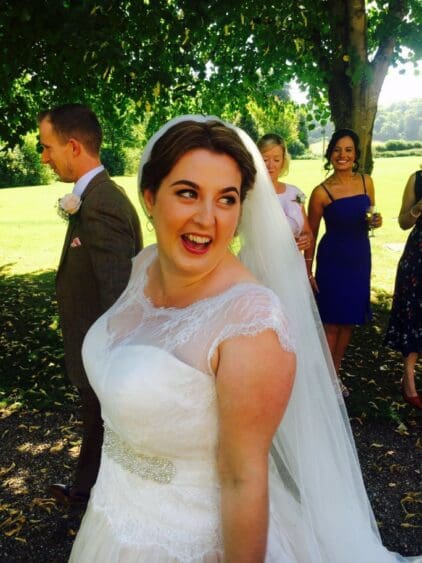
[0,270,420,559]
[0,265,77,411]
[1,266,419,421]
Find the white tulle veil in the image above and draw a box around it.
[138,115,418,563]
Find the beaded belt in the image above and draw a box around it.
[103,425,176,485]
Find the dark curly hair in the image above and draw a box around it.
[324,129,361,172]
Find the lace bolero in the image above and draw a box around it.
[105,245,295,376]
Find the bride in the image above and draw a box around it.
[69,116,420,562]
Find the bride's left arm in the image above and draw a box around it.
[215,330,295,563]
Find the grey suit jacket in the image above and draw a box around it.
[56,170,143,388]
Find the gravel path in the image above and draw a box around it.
[0,398,420,562]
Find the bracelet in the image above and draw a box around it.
[410,206,421,219]
[305,258,312,262]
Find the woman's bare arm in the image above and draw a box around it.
[216,330,295,563]
[304,186,325,291]
[398,173,421,230]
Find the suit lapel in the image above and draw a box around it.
[57,170,110,272]
[58,216,78,271]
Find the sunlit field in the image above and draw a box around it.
[0,156,420,294]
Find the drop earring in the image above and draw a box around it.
[146,215,154,232]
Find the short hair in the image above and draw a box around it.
[324,128,361,172]
[38,103,102,156]
[257,133,291,177]
[140,120,256,202]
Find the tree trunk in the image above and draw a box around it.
[328,78,378,174]
[324,0,407,174]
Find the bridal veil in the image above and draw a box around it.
[138,115,419,563]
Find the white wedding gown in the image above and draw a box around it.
[70,243,419,562]
[69,245,298,562]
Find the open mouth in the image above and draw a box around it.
[181,233,212,254]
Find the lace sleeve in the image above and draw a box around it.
[207,284,295,375]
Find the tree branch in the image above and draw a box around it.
[346,0,367,62]
[371,0,409,95]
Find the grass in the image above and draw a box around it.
[0,159,420,559]
[0,157,419,291]
[0,176,155,276]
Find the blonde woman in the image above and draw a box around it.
[258,134,312,251]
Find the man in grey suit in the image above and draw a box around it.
[38,104,143,505]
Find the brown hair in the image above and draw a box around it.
[38,103,102,156]
[140,120,256,202]
[324,128,361,172]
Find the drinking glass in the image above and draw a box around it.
[366,205,378,238]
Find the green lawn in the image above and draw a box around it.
[0,156,420,294]
[0,177,154,276]
[2,159,421,558]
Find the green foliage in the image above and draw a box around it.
[246,96,299,143]
[0,134,53,188]
[0,0,420,155]
[374,149,422,158]
[309,99,422,146]
[100,145,143,177]
[288,139,307,157]
[373,100,422,141]
[374,137,422,158]
[123,147,142,176]
[377,140,422,151]
[298,112,310,149]
[100,147,125,176]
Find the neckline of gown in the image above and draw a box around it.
[325,192,370,209]
[138,245,263,313]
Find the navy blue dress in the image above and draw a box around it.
[384,171,422,356]
[315,176,371,325]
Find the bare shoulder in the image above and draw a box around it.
[400,173,417,212]
[309,183,329,210]
[362,173,374,187]
[311,181,329,198]
[404,172,416,196]
[217,329,296,428]
[219,328,295,377]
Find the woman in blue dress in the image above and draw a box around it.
[305,129,382,395]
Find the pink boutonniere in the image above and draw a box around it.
[70,237,82,248]
[57,193,81,220]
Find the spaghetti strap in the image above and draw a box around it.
[321,183,335,202]
[361,173,367,194]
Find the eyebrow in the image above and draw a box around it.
[170,180,240,195]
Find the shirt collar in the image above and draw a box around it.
[73,165,105,197]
